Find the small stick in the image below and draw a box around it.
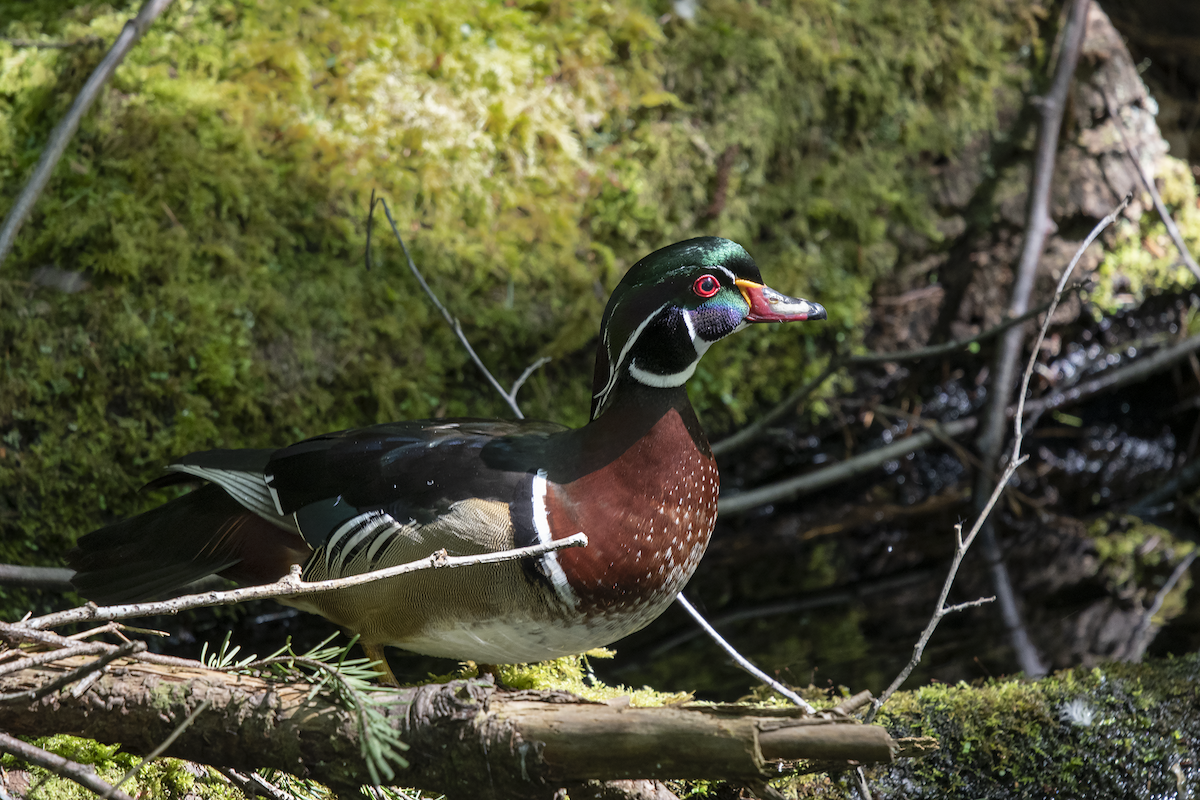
[372,194,540,419]
[25,533,587,631]
[0,640,144,704]
[215,768,298,800]
[710,300,1058,458]
[675,594,816,714]
[1128,552,1196,657]
[105,699,212,797]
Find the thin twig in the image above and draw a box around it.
[718,418,978,514]
[674,595,816,714]
[1129,454,1200,517]
[0,732,135,800]
[710,362,839,457]
[510,356,552,400]
[216,768,298,800]
[25,533,587,631]
[847,301,1057,366]
[864,200,1128,723]
[0,0,175,267]
[106,699,212,798]
[372,195,528,418]
[0,642,112,677]
[1102,93,1200,283]
[1128,551,1197,659]
[0,565,75,590]
[710,303,1059,458]
[1012,196,1131,442]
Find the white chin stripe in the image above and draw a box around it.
[532,469,578,607]
[628,359,698,388]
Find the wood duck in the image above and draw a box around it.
[70,237,826,679]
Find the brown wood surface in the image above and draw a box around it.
[0,656,899,798]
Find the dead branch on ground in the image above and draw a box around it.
[0,657,911,799]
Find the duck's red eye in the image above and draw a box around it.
[693,275,720,298]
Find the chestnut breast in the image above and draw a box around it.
[542,408,719,620]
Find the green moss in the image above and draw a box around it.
[0,735,241,800]
[434,650,693,706]
[861,654,1200,799]
[1087,515,1195,624]
[1092,156,1200,310]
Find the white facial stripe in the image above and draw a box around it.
[592,299,670,411]
[532,469,578,607]
[681,308,697,349]
[707,264,737,282]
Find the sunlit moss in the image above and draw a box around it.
[1092,156,1200,310]
[0,735,241,800]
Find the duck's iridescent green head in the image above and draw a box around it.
[590,237,826,419]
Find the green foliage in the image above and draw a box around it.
[0,1,1034,573]
[204,632,410,783]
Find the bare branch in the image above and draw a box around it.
[1127,551,1197,660]
[0,640,144,704]
[373,195,530,419]
[865,198,1127,723]
[0,732,136,800]
[0,661,901,796]
[971,0,1092,679]
[109,699,212,797]
[215,769,298,800]
[847,301,1056,366]
[710,362,838,457]
[674,595,816,714]
[0,0,175,267]
[1011,195,1131,449]
[25,533,587,631]
[710,302,1057,458]
[718,417,978,515]
[0,565,75,590]
[1021,329,1200,419]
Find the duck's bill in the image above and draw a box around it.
[736,279,827,322]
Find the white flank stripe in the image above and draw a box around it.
[326,511,390,574]
[532,469,578,607]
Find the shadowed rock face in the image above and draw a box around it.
[1103,0,1200,164]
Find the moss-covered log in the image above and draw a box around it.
[0,657,899,798]
[2,654,1197,798]
[787,654,1200,798]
